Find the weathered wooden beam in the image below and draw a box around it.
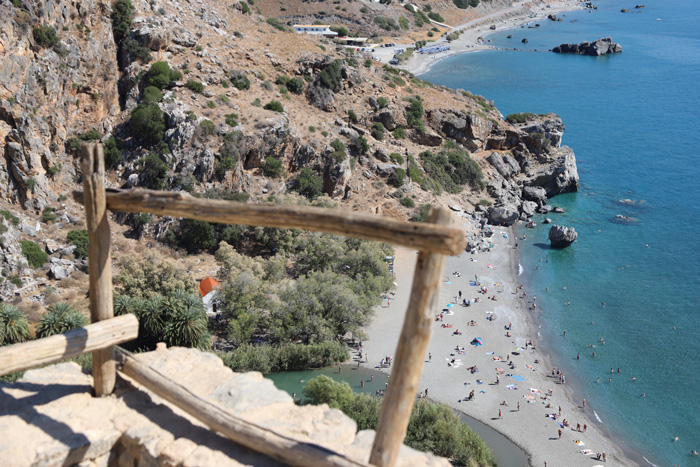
[369,207,451,467]
[81,142,116,396]
[72,189,466,255]
[114,347,370,467]
[0,315,138,377]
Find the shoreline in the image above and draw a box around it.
[394,0,587,77]
[362,219,638,466]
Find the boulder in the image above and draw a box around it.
[521,200,537,217]
[488,205,519,226]
[553,206,566,213]
[408,129,443,147]
[515,113,565,148]
[542,218,552,224]
[527,146,579,196]
[548,225,577,248]
[486,152,520,179]
[522,186,548,206]
[49,257,76,280]
[552,37,622,56]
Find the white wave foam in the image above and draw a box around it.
[518,263,523,276]
[594,411,603,423]
[642,456,658,467]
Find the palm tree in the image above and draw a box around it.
[139,295,165,339]
[0,303,30,344]
[164,304,210,349]
[36,303,88,338]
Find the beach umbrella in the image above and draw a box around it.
[515,347,523,352]
[471,337,483,346]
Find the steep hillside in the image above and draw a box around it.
[0,0,577,309]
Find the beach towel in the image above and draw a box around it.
[511,375,526,381]
[445,281,452,284]
[575,440,585,446]
[529,388,541,394]
[506,384,517,390]
[580,449,594,455]
[446,303,454,308]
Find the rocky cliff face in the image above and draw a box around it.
[0,0,581,296]
[0,0,120,209]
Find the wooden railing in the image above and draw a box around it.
[0,143,466,467]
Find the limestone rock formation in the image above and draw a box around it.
[552,38,622,56]
[548,225,577,248]
[527,146,579,196]
[522,186,548,207]
[488,204,519,226]
[0,347,450,467]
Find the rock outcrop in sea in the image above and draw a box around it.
[548,225,577,248]
[552,37,622,56]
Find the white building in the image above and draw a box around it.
[293,25,338,37]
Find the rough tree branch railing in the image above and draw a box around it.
[0,315,138,377]
[0,141,468,467]
[115,347,369,467]
[71,188,465,255]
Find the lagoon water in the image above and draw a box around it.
[420,0,700,465]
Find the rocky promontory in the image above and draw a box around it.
[552,37,622,56]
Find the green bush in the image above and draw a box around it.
[138,153,169,189]
[355,136,370,154]
[371,122,385,141]
[67,229,89,259]
[20,240,48,269]
[180,219,217,253]
[147,61,181,89]
[303,376,496,466]
[263,157,285,178]
[217,341,349,374]
[376,96,388,109]
[285,77,305,94]
[82,129,101,141]
[319,60,343,90]
[186,79,204,93]
[41,207,57,223]
[33,25,59,49]
[47,164,62,176]
[389,152,404,164]
[411,204,432,222]
[263,100,284,112]
[111,0,134,45]
[142,86,163,104]
[296,168,324,199]
[387,168,406,188]
[406,97,424,130]
[401,197,415,208]
[347,109,358,123]
[230,70,250,90]
[121,37,152,63]
[225,113,239,127]
[419,147,483,193]
[392,128,406,139]
[506,112,535,124]
[103,137,122,168]
[399,15,410,30]
[0,210,19,226]
[199,119,215,136]
[240,1,251,14]
[266,18,286,31]
[130,103,165,144]
[427,12,445,22]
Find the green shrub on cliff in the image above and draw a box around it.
[506,112,535,124]
[33,25,59,49]
[130,103,165,145]
[20,240,48,269]
[36,303,88,338]
[303,376,496,466]
[419,147,483,193]
[0,303,30,345]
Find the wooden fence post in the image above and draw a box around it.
[369,207,452,467]
[81,142,116,396]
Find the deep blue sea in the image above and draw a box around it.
[420,1,700,465]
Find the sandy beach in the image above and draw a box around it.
[362,220,636,466]
[374,0,587,76]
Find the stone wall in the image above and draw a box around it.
[0,346,449,466]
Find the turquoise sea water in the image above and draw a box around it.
[420,1,700,465]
